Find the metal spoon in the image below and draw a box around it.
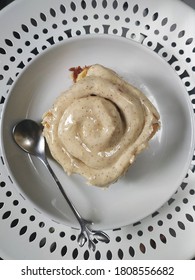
[12,119,110,251]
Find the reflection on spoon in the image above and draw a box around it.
[12,119,110,251]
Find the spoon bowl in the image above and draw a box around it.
[13,119,44,157]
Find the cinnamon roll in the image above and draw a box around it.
[42,64,160,187]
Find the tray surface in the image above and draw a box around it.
[0,0,195,260]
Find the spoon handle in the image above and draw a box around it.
[40,156,83,227]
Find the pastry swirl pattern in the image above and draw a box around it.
[42,64,160,187]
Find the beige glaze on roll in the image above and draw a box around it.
[42,64,160,187]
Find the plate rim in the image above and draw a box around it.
[1,33,195,230]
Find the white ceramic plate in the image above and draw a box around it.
[1,34,194,230]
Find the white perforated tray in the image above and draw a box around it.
[0,0,195,259]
